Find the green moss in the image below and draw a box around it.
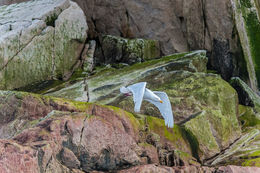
[249,150,260,157]
[143,40,160,60]
[236,0,260,89]
[52,97,91,111]
[244,11,260,86]
[174,149,197,164]
[184,112,220,159]
[16,80,64,94]
[240,0,252,8]
[102,35,160,62]
[146,116,178,142]
[182,127,200,161]
[12,90,92,113]
[239,105,260,129]
[89,51,190,89]
[242,157,260,166]
[138,142,154,148]
[206,109,235,146]
[146,116,192,155]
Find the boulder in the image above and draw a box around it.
[13,111,141,172]
[0,0,88,90]
[0,90,197,172]
[44,50,207,102]
[205,105,260,167]
[230,77,260,112]
[134,71,241,161]
[95,35,160,65]
[230,0,260,91]
[206,128,260,166]
[39,50,241,161]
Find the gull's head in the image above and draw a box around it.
[120,86,132,96]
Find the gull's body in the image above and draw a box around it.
[120,82,174,128]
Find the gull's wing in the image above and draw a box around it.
[127,82,147,112]
[145,91,174,128]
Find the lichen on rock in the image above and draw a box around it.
[44,50,207,103]
[231,0,260,91]
[96,34,160,65]
[0,0,88,90]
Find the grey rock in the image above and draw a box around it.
[0,0,88,89]
[44,50,207,103]
[82,40,96,73]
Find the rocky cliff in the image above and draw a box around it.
[0,0,260,173]
[0,0,252,86]
[73,0,246,82]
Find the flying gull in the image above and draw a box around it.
[120,82,174,128]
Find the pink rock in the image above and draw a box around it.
[218,165,260,173]
[0,140,40,173]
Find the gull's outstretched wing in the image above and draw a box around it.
[127,82,147,112]
[145,91,174,128]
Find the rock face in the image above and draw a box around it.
[72,0,246,83]
[0,90,194,172]
[231,0,260,92]
[95,35,160,65]
[0,90,257,172]
[0,0,88,90]
[119,164,260,173]
[0,0,259,171]
[41,50,241,162]
[44,50,207,102]
[230,77,260,112]
[1,0,254,90]
[205,78,260,167]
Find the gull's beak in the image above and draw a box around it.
[160,100,163,103]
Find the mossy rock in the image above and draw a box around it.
[206,104,260,167]
[114,71,241,161]
[231,0,260,91]
[44,50,207,103]
[98,34,160,65]
[146,116,191,154]
[206,128,260,167]
[0,89,197,166]
[238,105,260,130]
[230,77,260,113]
[0,0,88,90]
[40,50,241,162]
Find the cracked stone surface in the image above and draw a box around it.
[41,50,241,162]
[0,90,256,172]
[73,0,246,83]
[44,50,208,102]
[0,0,88,90]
